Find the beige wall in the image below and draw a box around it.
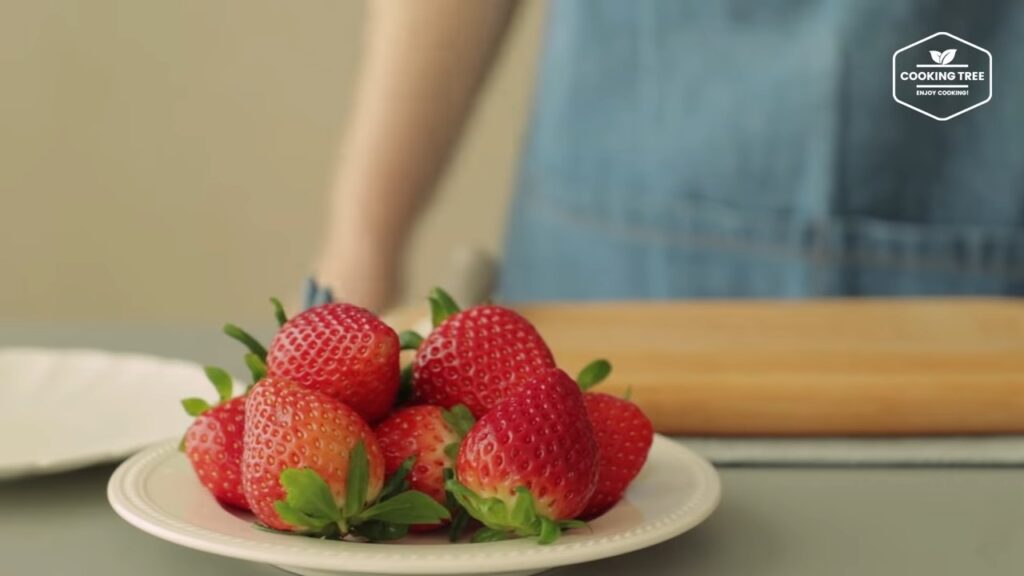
[0,1,543,326]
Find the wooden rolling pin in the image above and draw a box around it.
[392,298,1024,436]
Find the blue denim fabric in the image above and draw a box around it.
[501,0,1024,301]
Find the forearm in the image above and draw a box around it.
[319,0,518,310]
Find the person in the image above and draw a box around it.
[315,0,1024,312]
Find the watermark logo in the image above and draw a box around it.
[892,32,992,121]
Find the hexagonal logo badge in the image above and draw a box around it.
[892,32,992,121]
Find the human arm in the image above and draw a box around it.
[316,0,519,311]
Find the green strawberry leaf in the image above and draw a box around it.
[475,493,508,522]
[398,330,424,351]
[443,443,460,461]
[537,517,560,545]
[471,526,511,543]
[251,521,276,533]
[447,479,506,526]
[343,441,370,519]
[510,487,538,529]
[559,519,589,530]
[577,359,612,391]
[273,500,328,531]
[278,468,342,528]
[443,469,474,541]
[203,366,233,403]
[396,363,415,406]
[442,404,475,461]
[270,297,288,327]
[443,468,459,509]
[357,490,451,525]
[431,287,461,312]
[378,456,415,502]
[428,287,460,327]
[252,520,341,539]
[351,520,409,541]
[223,323,268,362]
[448,507,471,542]
[446,478,572,545]
[181,397,211,417]
[446,478,479,508]
[441,404,476,438]
[244,353,267,386]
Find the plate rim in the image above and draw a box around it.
[108,435,721,574]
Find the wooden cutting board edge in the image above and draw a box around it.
[388,298,1024,436]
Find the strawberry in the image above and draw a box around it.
[181,298,295,510]
[181,367,249,510]
[375,404,476,536]
[242,377,449,539]
[580,393,654,518]
[572,359,654,518]
[374,404,475,505]
[242,377,384,530]
[410,288,556,417]
[265,303,400,423]
[447,369,598,544]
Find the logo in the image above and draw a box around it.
[892,32,992,121]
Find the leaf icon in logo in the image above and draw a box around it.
[930,50,944,64]
[940,48,957,64]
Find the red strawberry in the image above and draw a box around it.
[448,369,598,544]
[580,393,654,518]
[412,289,556,417]
[242,377,385,531]
[266,303,399,423]
[374,404,474,504]
[184,396,248,509]
[181,367,249,510]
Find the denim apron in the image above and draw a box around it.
[501,0,1024,301]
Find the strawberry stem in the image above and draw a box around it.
[223,323,268,362]
[343,441,370,519]
[396,363,415,406]
[398,330,423,351]
[203,366,234,402]
[270,297,288,327]
[244,353,267,386]
[428,287,460,327]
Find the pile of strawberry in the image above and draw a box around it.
[181,289,654,544]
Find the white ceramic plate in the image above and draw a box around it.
[108,436,720,576]
[0,347,215,480]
